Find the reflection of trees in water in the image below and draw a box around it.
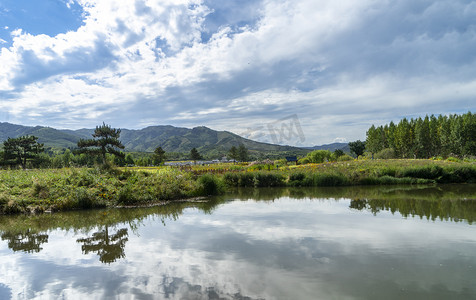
[349,198,476,224]
[158,275,261,300]
[1,185,475,261]
[228,185,476,202]
[227,186,476,224]
[76,226,128,264]
[0,229,48,253]
[0,202,206,262]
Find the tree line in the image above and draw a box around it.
[0,124,171,169]
[365,112,476,158]
[0,123,251,169]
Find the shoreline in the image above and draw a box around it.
[1,159,475,215]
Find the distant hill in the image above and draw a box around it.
[0,122,310,158]
[304,142,350,153]
[0,123,87,150]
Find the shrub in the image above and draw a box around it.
[440,166,476,183]
[73,171,97,187]
[3,200,22,214]
[447,156,461,162]
[402,166,443,179]
[288,172,306,186]
[253,173,285,187]
[378,167,397,177]
[223,173,239,187]
[238,173,255,187]
[375,176,412,185]
[117,169,134,180]
[337,154,354,162]
[333,149,345,159]
[375,148,396,159]
[248,160,274,168]
[314,173,349,186]
[358,176,380,185]
[32,181,49,199]
[359,176,426,185]
[307,150,333,163]
[0,193,10,213]
[116,184,139,205]
[74,187,95,209]
[198,174,223,195]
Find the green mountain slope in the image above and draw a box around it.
[0,123,82,149]
[0,122,309,158]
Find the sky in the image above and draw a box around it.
[0,0,475,146]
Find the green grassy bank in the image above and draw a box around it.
[0,166,214,214]
[221,159,476,187]
[0,159,475,214]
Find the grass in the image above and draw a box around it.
[216,159,476,187]
[0,166,210,214]
[1,159,475,214]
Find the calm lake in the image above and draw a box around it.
[1,185,476,299]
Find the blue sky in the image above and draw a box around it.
[0,0,475,146]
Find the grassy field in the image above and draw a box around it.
[0,159,475,214]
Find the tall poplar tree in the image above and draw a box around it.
[414,117,431,158]
[364,112,475,158]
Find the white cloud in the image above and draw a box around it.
[0,0,475,144]
[64,0,75,9]
[333,137,347,143]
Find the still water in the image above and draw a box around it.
[1,185,476,299]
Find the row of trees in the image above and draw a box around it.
[0,122,252,169]
[365,112,476,158]
[0,123,152,168]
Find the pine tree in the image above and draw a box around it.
[2,135,44,169]
[77,123,125,164]
[237,144,249,162]
[349,140,366,157]
[228,146,239,162]
[153,146,166,165]
[190,148,202,162]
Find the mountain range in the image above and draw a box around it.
[0,122,319,158]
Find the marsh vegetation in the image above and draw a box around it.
[0,158,475,214]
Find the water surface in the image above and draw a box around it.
[1,185,476,299]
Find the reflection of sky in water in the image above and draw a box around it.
[1,197,476,299]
